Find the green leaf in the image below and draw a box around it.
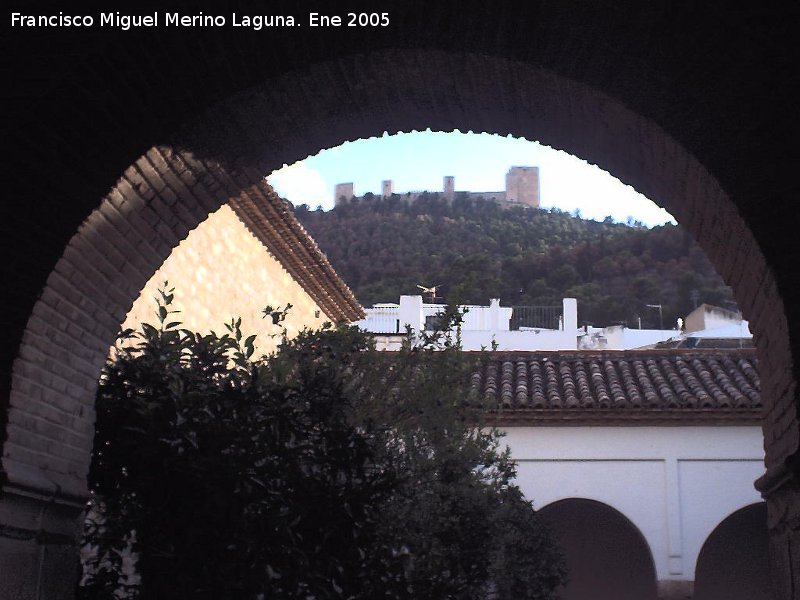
[141,323,158,337]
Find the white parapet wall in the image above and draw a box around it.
[582,325,680,350]
[359,297,580,350]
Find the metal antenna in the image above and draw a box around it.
[417,284,439,303]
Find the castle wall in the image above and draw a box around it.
[465,191,506,202]
[334,166,540,208]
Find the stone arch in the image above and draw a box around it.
[538,497,658,600]
[8,49,792,497]
[4,151,272,498]
[694,502,770,600]
[2,47,797,597]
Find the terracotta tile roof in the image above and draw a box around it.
[228,181,364,323]
[472,349,761,425]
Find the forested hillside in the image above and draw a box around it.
[293,193,735,329]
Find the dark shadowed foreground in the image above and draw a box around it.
[80,300,565,599]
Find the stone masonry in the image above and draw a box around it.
[121,204,330,356]
[335,166,540,208]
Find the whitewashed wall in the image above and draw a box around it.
[501,425,764,585]
[361,297,580,350]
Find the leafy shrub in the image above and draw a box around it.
[79,290,565,599]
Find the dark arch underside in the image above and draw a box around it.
[694,503,771,600]
[539,498,658,600]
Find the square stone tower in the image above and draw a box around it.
[505,166,540,207]
[334,182,354,205]
[443,175,455,201]
[382,180,394,197]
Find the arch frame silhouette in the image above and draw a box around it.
[8,48,790,496]
[3,8,799,596]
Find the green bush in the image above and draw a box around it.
[79,291,565,599]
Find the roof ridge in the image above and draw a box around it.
[229,182,364,323]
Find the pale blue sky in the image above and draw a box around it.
[268,131,676,227]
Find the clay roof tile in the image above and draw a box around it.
[481,349,760,424]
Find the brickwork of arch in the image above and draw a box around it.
[5,149,271,497]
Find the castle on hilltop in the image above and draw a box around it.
[334,166,540,209]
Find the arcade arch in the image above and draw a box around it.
[694,502,771,600]
[538,498,658,600]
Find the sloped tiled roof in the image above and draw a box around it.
[472,349,761,425]
[228,182,364,323]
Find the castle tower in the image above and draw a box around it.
[505,166,540,207]
[382,180,394,197]
[443,176,455,201]
[334,182,354,206]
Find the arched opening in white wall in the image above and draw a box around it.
[537,498,658,600]
[693,502,770,600]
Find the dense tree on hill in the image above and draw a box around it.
[293,193,735,328]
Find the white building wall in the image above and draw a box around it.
[360,297,579,350]
[702,312,740,331]
[583,326,680,350]
[501,425,764,584]
[684,304,744,334]
[459,328,577,351]
[399,295,424,333]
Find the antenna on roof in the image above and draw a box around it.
[416,284,439,303]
